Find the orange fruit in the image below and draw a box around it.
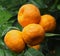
[4,30,25,53]
[39,14,56,32]
[22,24,45,46]
[18,4,41,27]
[29,45,40,50]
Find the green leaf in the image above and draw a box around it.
[45,33,60,37]
[49,0,58,11]
[29,0,47,9]
[0,25,2,38]
[24,48,44,56]
[8,15,17,24]
[0,49,5,56]
[2,26,19,37]
[0,39,6,49]
[0,23,12,38]
[0,5,12,25]
[57,4,60,10]
[0,0,27,14]
[55,44,60,56]
[4,49,17,56]
[17,51,25,56]
[14,22,23,31]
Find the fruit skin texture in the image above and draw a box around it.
[29,45,40,50]
[4,30,25,53]
[22,24,45,46]
[39,14,56,32]
[18,4,41,27]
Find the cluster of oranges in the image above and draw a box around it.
[4,4,56,53]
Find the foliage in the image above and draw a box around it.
[0,0,60,56]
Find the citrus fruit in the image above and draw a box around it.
[4,30,25,53]
[39,14,56,32]
[18,4,41,27]
[22,24,45,46]
[29,45,40,50]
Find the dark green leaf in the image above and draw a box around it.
[49,0,58,11]
[0,0,27,15]
[57,4,60,10]
[13,22,23,31]
[55,40,60,56]
[24,48,44,56]
[29,0,47,9]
